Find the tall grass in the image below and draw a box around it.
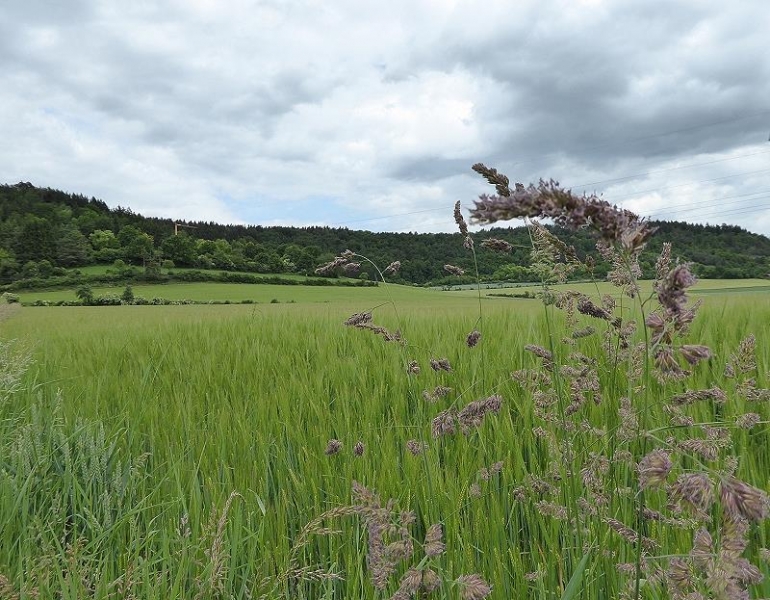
[0,288,768,598]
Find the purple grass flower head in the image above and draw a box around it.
[480,238,513,253]
[406,360,420,375]
[638,449,673,489]
[656,263,697,318]
[680,344,711,366]
[324,439,343,455]
[454,200,469,236]
[431,409,457,437]
[429,357,452,372]
[470,165,654,248]
[720,477,769,523]
[444,264,465,277]
[466,329,481,347]
[455,573,492,600]
[342,262,361,276]
[406,439,427,455]
[344,311,373,327]
[353,441,365,456]
[424,523,445,557]
[382,261,401,276]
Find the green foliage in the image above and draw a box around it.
[2,182,769,287]
[120,285,134,304]
[75,285,94,305]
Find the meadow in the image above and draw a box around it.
[1,270,769,599]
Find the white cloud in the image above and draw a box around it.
[0,0,768,235]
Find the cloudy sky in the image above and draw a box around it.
[1,0,769,235]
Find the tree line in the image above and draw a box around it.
[1,182,768,285]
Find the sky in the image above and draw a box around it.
[1,0,769,236]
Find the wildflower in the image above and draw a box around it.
[638,449,673,489]
[315,257,346,275]
[444,264,465,277]
[455,573,492,600]
[655,242,672,280]
[353,441,364,456]
[466,329,481,347]
[645,311,665,332]
[324,439,343,455]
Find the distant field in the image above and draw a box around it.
[452,278,770,299]
[15,278,770,306]
[71,264,326,282]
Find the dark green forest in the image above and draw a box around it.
[1,182,768,287]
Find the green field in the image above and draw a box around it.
[1,281,769,599]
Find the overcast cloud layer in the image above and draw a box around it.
[1,0,769,235]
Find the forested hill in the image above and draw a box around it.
[1,182,769,285]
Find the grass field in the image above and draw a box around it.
[15,277,770,305]
[1,280,769,599]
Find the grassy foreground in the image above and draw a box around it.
[1,285,769,598]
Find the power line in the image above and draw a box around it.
[570,149,770,190]
[612,168,770,206]
[503,108,770,170]
[333,164,770,228]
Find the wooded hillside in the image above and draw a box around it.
[2,182,768,285]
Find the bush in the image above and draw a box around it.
[121,285,135,304]
[93,294,122,306]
